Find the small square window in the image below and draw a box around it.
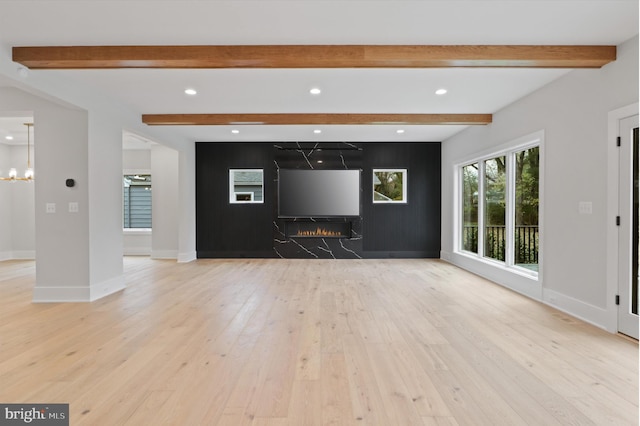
[229,169,264,204]
[373,169,407,203]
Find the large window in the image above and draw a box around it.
[458,140,540,275]
[123,174,152,228]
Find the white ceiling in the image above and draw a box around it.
[0,0,637,146]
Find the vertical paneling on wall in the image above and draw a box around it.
[363,142,441,257]
[195,142,441,258]
[196,143,275,257]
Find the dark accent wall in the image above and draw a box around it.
[195,141,441,259]
[195,143,275,257]
[362,142,441,258]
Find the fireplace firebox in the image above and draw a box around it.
[285,221,352,239]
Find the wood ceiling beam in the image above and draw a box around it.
[141,113,492,126]
[13,45,616,69]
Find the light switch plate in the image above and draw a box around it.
[578,201,592,215]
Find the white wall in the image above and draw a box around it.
[177,145,196,262]
[0,88,96,301]
[0,144,35,260]
[151,144,179,259]
[10,145,35,258]
[0,41,197,301]
[123,149,151,171]
[0,143,11,259]
[441,36,639,330]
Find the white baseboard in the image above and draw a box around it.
[0,251,36,261]
[12,250,35,259]
[178,251,197,263]
[90,274,126,301]
[33,275,125,303]
[151,250,178,260]
[33,286,91,303]
[542,289,610,332]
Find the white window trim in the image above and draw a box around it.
[454,130,544,288]
[372,168,408,204]
[229,169,264,204]
[123,228,152,236]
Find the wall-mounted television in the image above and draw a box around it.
[278,169,361,218]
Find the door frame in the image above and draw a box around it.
[607,103,639,334]
[617,115,638,338]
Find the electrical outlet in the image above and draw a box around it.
[46,203,56,214]
[69,202,79,213]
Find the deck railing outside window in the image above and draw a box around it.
[462,225,538,270]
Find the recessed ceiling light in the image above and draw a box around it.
[317,160,324,164]
[5,135,13,140]
[313,129,322,134]
[231,129,240,134]
[435,88,448,95]
[309,87,321,95]
[184,88,197,95]
[396,129,405,134]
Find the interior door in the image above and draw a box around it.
[618,114,639,339]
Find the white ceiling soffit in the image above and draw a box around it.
[0,0,637,144]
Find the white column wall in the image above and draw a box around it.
[151,144,179,259]
[178,145,196,262]
[87,114,125,299]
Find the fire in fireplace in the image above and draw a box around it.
[285,221,351,239]
[297,227,343,237]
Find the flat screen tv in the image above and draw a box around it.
[278,169,360,218]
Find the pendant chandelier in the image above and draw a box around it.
[1,123,34,181]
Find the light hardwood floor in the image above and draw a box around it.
[0,258,637,425]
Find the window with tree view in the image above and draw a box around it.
[484,156,506,262]
[514,147,539,271]
[458,140,540,275]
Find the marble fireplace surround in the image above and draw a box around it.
[273,142,364,259]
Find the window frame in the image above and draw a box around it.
[229,169,264,204]
[455,131,543,279]
[372,168,408,204]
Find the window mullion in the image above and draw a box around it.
[457,166,463,253]
[506,152,516,267]
[477,161,485,258]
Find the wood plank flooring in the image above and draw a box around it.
[0,258,637,425]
